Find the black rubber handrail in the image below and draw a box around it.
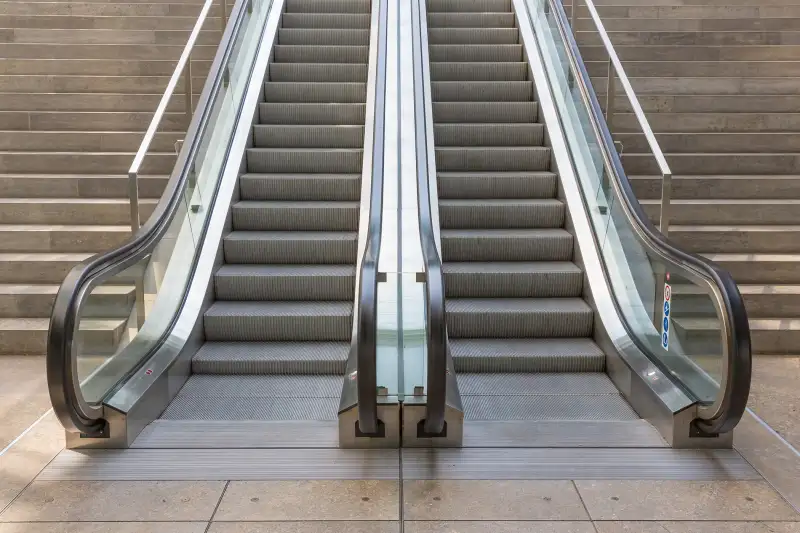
[545,0,751,435]
[411,0,447,435]
[47,0,265,436]
[354,0,389,436]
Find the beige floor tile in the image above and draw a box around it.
[749,356,800,450]
[403,481,588,521]
[0,523,207,533]
[405,521,595,533]
[214,481,399,521]
[208,522,399,533]
[0,412,64,511]
[0,481,225,522]
[594,522,800,533]
[0,356,50,450]
[576,480,799,521]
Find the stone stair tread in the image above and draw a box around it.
[0,317,125,330]
[675,316,800,331]
[0,283,132,295]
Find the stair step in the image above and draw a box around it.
[2,28,220,46]
[0,283,133,318]
[432,82,534,103]
[630,175,800,201]
[0,111,186,132]
[203,301,353,342]
[671,225,800,254]
[232,201,359,231]
[263,82,366,104]
[577,17,800,33]
[192,342,350,374]
[623,153,800,175]
[620,95,800,115]
[0,224,129,253]
[451,338,604,372]
[0,14,210,31]
[427,12,515,28]
[0,252,91,283]
[429,44,523,62]
[442,229,573,262]
[580,44,800,63]
[435,147,551,172]
[0,198,155,225]
[670,283,800,319]
[269,63,367,83]
[281,13,370,29]
[214,264,356,301]
[618,132,800,154]
[705,253,800,284]
[673,317,800,356]
[246,148,362,174]
[588,59,800,78]
[223,231,358,265]
[430,62,527,81]
[0,151,175,174]
[596,76,800,96]
[446,298,594,338]
[239,173,360,202]
[616,112,800,133]
[286,0,370,14]
[428,28,518,45]
[0,43,218,61]
[0,174,167,199]
[273,45,368,63]
[443,262,583,298]
[438,171,557,199]
[0,4,223,17]
[253,125,364,148]
[0,57,210,77]
[641,199,800,226]
[0,131,180,153]
[277,28,370,46]
[434,123,544,146]
[259,102,365,124]
[0,317,125,355]
[439,198,564,229]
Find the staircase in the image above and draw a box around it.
[569,0,800,354]
[428,0,646,431]
[0,0,222,354]
[136,0,368,437]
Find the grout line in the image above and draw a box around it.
[571,480,595,524]
[0,408,53,458]
[0,440,62,518]
[204,480,230,532]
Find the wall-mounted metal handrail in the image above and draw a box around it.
[127,0,229,233]
[545,0,751,435]
[569,0,673,236]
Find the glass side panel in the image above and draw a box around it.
[76,0,275,403]
[525,0,721,404]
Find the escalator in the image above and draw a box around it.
[46,0,751,452]
[47,0,390,449]
[409,0,752,447]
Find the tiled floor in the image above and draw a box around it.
[0,356,50,451]
[749,356,800,450]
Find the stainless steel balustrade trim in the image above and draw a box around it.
[568,0,672,235]
[47,0,266,437]
[128,0,227,233]
[540,0,751,436]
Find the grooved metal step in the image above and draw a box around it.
[278,28,370,46]
[286,0,370,14]
[433,83,535,103]
[451,338,604,372]
[260,102,366,124]
[192,342,350,375]
[274,45,369,63]
[446,298,594,338]
[437,171,557,199]
[253,125,365,148]
[282,13,370,29]
[441,229,574,262]
[223,231,358,265]
[204,301,353,342]
[435,146,551,171]
[430,61,528,81]
[443,261,583,298]
[132,420,341,448]
[429,44,523,62]
[435,123,544,146]
[263,83,366,103]
[239,174,361,201]
[439,198,564,229]
[429,28,518,45]
[246,148,363,173]
[214,264,356,301]
[428,13,516,28]
[269,63,368,83]
[231,201,359,231]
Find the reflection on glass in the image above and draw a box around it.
[75,0,274,404]
[526,0,721,405]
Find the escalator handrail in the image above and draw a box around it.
[354,0,389,435]
[411,0,447,435]
[46,0,259,436]
[543,0,751,435]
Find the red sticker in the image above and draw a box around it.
[145,369,153,376]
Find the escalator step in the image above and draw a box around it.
[269,63,368,83]
[274,45,370,63]
[427,13,516,28]
[282,14,371,29]
[437,171,557,199]
[451,338,605,372]
[223,231,358,265]
[231,201,359,231]
[278,28,370,46]
[427,0,512,12]
[286,0,370,14]
[239,173,361,202]
[246,148,363,174]
[443,261,583,298]
[259,102,366,124]
[253,125,365,148]
[439,198,564,229]
[192,342,349,374]
[435,146,551,172]
[441,228,573,262]
[430,62,528,81]
[428,28,518,45]
[263,83,367,104]
[432,83,535,104]
[214,264,356,301]
[434,123,545,147]
[429,44,524,62]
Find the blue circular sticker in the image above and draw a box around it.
[663,301,670,316]
[662,332,669,347]
[663,317,669,331]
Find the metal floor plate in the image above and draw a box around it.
[463,395,640,421]
[402,448,761,480]
[132,420,340,449]
[462,420,667,448]
[38,448,400,481]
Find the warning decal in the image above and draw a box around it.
[661,282,671,350]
